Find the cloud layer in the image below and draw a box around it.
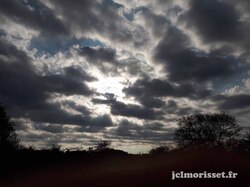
[0,0,249,153]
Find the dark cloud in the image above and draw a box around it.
[92,97,160,120]
[0,39,47,108]
[138,8,171,37]
[41,74,93,96]
[78,47,117,64]
[174,107,201,116]
[19,131,53,143]
[154,25,240,82]
[88,114,113,127]
[78,46,132,76]
[0,0,68,36]
[78,46,153,77]
[113,119,173,141]
[61,100,91,115]
[0,39,101,127]
[34,123,65,134]
[143,122,164,131]
[116,120,143,137]
[0,40,94,102]
[213,94,250,110]
[78,114,113,132]
[19,104,113,133]
[167,100,177,108]
[111,101,159,120]
[64,66,97,82]
[180,0,240,42]
[67,114,114,133]
[138,96,165,109]
[92,98,115,105]
[124,78,211,100]
[50,0,136,43]
[178,0,250,62]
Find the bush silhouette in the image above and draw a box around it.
[94,140,112,151]
[175,113,241,149]
[48,144,62,152]
[149,145,171,155]
[0,105,20,151]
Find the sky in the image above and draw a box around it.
[0,0,250,153]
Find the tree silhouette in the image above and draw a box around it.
[238,127,250,151]
[149,145,171,155]
[94,140,112,151]
[0,105,20,151]
[175,113,241,149]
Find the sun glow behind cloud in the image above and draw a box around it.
[90,76,126,98]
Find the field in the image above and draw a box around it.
[1,149,249,187]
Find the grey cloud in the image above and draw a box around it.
[0,0,68,36]
[41,73,93,96]
[50,0,135,43]
[92,97,160,120]
[179,0,250,62]
[75,114,113,132]
[89,114,113,127]
[92,98,115,105]
[167,100,177,108]
[214,94,250,110]
[154,25,240,83]
[114,119,173,141]
[20,102,89,126]
[78,47,117,64]
[61,100,91,115]
[19,106,113,133]
[19,131,53,143]
[64,66,97,82]
[111,101,159,120]
[34,123,65,134]
[138,8,171,37]
[124,78,211,100]
[180,0,240,42]
[78,46,123,75]
[116,120,142,137]
[138,96,166,109]
[0,40,94,105]
[143,122,165,131]
[79,46,152,77]
[0,40,99,126]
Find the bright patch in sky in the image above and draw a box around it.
[90,77,126,98]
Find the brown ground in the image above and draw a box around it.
[1,150,249,187]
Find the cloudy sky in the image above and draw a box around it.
[0,0,250,153]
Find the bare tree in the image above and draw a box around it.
[0,105,20,151]
[175,113,241,149]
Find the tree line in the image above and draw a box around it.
[0,104,249,154]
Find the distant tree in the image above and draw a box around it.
[87,146,94,152]
[174,113,241,149]
[0,105,20,151]
[94,140,112,151]
[149,145,172,155]
[49,144,62,152]
[238,128,250,151]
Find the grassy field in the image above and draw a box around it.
[0,149,249,187]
